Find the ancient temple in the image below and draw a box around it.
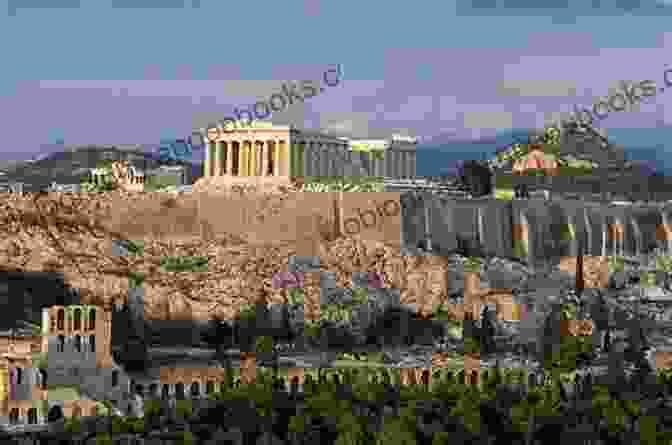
[197,121,418,180]
[199,121,350,179]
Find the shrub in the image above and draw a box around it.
[159,256,209,273]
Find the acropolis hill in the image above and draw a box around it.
[0,188,449,327]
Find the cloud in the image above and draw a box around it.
[497,79,579,97]
[455,0,672,17]
[462,111,514,131]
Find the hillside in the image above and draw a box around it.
[0,188,449,331]
[0,145,202,192]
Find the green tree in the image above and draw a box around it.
[95,433,113,445]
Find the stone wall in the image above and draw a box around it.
[403,196,672,264]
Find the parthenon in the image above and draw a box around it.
[197,121,418,179]
[198,121,351,178]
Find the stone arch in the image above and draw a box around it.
[469,370,478,386]
[48,405,63,422]
[9,408,19,424]
[57,309,65,330]
[149,383,158,399]
[528,372,536,387]
[89,308,96,331]
[74,335,82,352]
[421,370,430,387]
[74,308,82,331]
[39,369,47,389]
[111,370,119,387]
[57,335,65,352]
[290,376,300,389]
[161,384,170,400]
[16,367,22,385]
[27,408,37,424]
[89,335,95,352]
[190,381,200,398]
[175,382,185,400]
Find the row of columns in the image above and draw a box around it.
[204,140,289,178]
[204,139,417,178]
[204,140,352,178]
[384,150,416,179]
[304,142,347,177]
[134,379,304,401]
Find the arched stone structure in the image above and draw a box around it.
[43,305,113,369]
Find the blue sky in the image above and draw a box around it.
[3,0,672,172]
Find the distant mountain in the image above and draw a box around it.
[0,145,202,192]
[416,127,672,178]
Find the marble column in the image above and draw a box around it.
[323,144,330,178]
[250,141,257,177]
[311,143,318,177]
[246,141,253,176]
[274,140,281,176]
[261,141,269,177]
[204,142,212,177]
[325,145,331,177]
[226,143,233,176]
[238,142,246,176]
[215,141,224,176]
[283,141,291,176]
[302,143,309,177]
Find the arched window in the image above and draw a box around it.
[73,308,81,331]
[9,408,18,424]
[149,383,158,399]
[111,370,119,387]
[190,382,200,398]
[74,335,82,352]
[39,369,47,389]
[162,384,170,400]
[421,370,430,387]
[57,309,65,331]
[469,370,478,386]
[89,309,96,331]
[57,335,65,352]
[27,408,37,424]
[47,405,63,422]
[89,335,95,352]
[135,384,144,396]
[175,382,185,400]
[16,368,22,385]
